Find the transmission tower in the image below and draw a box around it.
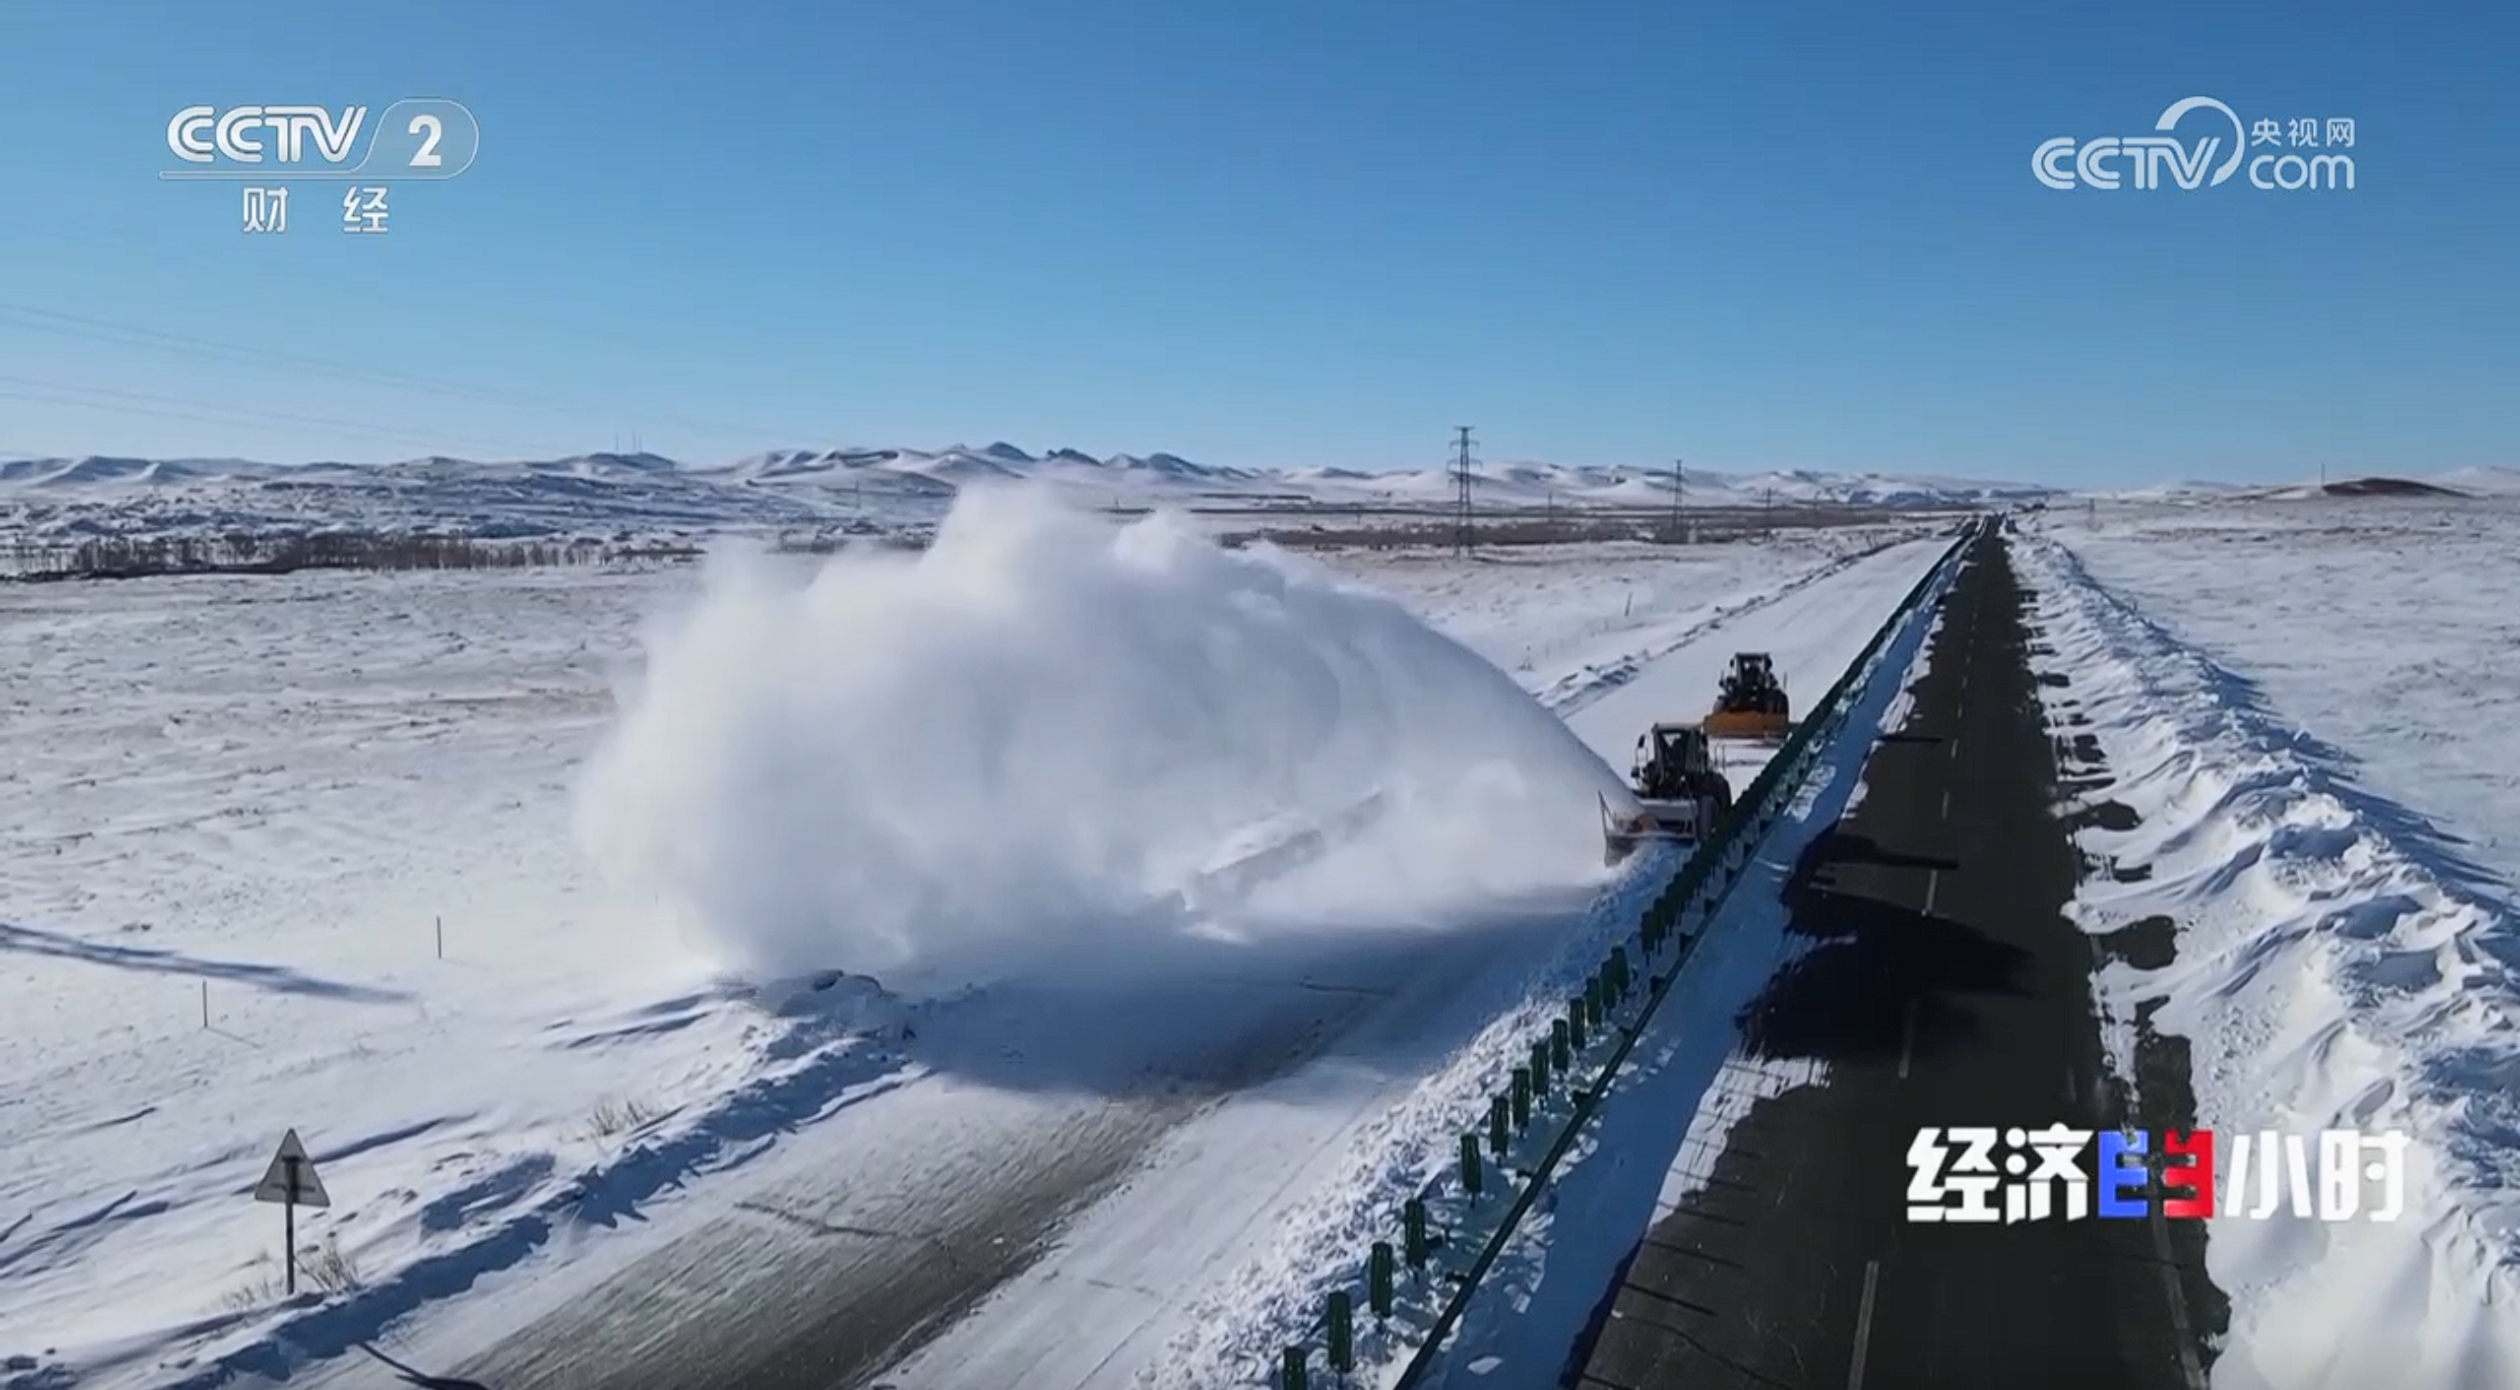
[1669,457,1685,543]
[1451,426,1478,556]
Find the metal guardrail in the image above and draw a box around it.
[1270,518,1985,1390]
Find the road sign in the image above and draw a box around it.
[254,1128,329,1297]
[253,1129,331,1208]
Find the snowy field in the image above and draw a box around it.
[0,491,1942,1390]
[2055,498,2520,896]
[33,484,2511,1390]
[2020,497,2520,1390]
[0,445,2038,550]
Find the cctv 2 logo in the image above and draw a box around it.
[162,100,480,179]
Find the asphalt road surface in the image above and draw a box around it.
[418,893,1582,1390]
[1566,527,2225,1390]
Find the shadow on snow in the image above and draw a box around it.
[0,922,413,1004]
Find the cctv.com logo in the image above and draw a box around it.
[2035,97,2357,191]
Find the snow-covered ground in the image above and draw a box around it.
[2094,465,2520,504]
[0,489,1945,1390]
[34,482,2512,1390]
[2046,499,2520,897]
[0,563,766,1385]
[2017,498,2520,1390]
[0,445,2033,550]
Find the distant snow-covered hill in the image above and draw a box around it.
[0,442,2048,545]
[2097,467,2519,503]
[2438,465,2520,497]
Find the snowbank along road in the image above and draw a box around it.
[2016,502,2520,1390]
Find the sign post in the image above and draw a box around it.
[252,1128,330,1294]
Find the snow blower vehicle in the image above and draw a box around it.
[1602,722,1734,864]
[1702,651,1793,744]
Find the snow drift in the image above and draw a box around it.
[575,486,1626,993]
[2017,529,2520,1390]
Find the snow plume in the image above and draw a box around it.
[576,486,1625,992]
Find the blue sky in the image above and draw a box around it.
[0,0,2511,485]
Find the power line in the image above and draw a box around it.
[0,375,573,458]
[0,305,582,420]
[0,302,817,452]
[0,220,826,453]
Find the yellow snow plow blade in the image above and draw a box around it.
[1702,708,1792,742]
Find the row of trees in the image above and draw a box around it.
[1237,513,1834,551]
[1,532,701,581]
[1,504,1924,578]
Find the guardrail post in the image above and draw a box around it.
[1370,1241,1395,1316]
[1530,1039,1550,1093]
[1585,976,1603,1030]
[1568,997,1587,1052]
[1405,1198,1429,1267]
[1512,1067,1532,1129]
[1328,1290,1354,1372]
[1460,1133,1483,1195]
[1552,1018,1571,1073]
[1490,1095,1510,1156]
[1283,1346,1307,1390]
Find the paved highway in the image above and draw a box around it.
[1567,528,2225,1390]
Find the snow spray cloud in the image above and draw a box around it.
[576,487,1625,992]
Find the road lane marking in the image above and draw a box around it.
[2150,1203,2209,1390]
[1847,1258,1882,1390]
[1924,870,1940,915]
[1898,1001,1917,1079]
[1939,788,1950,820]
